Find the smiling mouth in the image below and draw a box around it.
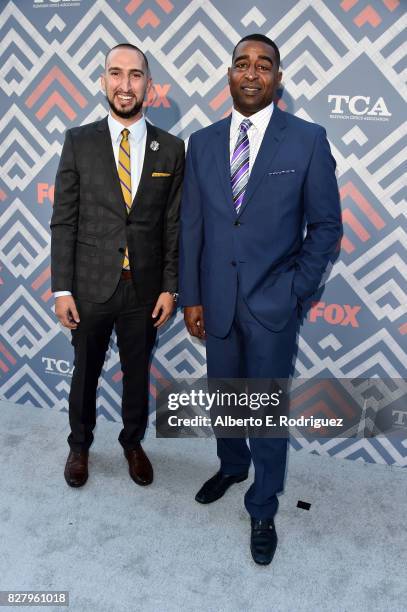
[242,86,261,94]
[117,94,134,103]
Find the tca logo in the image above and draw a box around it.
[42,357,73,376]
[328,95,391,117]
[309,302,361,327]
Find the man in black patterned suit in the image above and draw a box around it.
[51,44,184,488]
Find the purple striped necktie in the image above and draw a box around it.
[231,118,252,214]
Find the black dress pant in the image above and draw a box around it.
[67,277,157,452]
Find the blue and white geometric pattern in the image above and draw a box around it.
[0,0,406,466]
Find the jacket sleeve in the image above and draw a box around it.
[50,129,79,293]
[178,134,204,306]
[161,138,185,294]
[292,127,343,302]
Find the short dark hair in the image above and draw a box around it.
[232,34,280,69]
[105,43,150,74]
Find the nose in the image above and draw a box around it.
[121,75,131,91]
[246,64,257,80]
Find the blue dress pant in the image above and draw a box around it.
[205,290,298,519]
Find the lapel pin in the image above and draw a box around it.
[150,141,160,151]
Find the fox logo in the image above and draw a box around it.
[309,302,361,327]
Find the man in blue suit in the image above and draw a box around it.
[179,34,342,565]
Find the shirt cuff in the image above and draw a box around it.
[54,291,72,298]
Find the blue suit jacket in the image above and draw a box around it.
[179,106,342,338]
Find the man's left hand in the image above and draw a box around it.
[152,292,176,327]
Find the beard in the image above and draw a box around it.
[105,93,144,119]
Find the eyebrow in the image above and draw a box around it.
[108,67,145,75]
[234,54,273,65]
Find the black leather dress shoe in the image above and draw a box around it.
[195,470,248,504]
[250,518,277,565]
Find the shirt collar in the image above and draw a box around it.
[231,102,274,136]
[108,112,147,144]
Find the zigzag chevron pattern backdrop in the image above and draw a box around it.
[0,0,406,465]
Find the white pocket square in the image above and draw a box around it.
[268,169,296,175]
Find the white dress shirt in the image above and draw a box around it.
[107,112,147,202]
[229,102,274,173]
[55,113,147,298]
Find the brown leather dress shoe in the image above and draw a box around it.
[124,444,153,486]
[64,450,89,487]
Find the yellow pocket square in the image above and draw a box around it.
[152,172,172,177]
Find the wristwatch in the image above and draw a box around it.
[165,291,178,302]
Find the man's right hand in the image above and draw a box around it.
[184,305,205,339]
[55,296,80,330]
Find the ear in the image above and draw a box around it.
[227,67,231,85]
[100,73,106,93]
[277,70,282,86]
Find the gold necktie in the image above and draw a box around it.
[118,128,132,269]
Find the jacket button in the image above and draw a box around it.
[231,261,236,266]
[118,247,125,254]
[234,221,241,226]
[126,219,131,226]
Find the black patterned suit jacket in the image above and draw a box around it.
[50,117,185,304]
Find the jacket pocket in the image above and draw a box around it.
[76,242,97,256]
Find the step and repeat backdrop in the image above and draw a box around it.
[0,0,405,465]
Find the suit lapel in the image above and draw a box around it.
[96,117,127,219]
[96,117,160,218]
[214,117,236,215]
[237,106,287,217]
[129,121,157,216]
